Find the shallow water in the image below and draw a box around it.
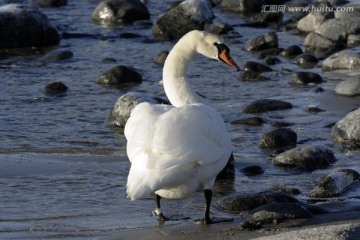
[0,0,360,239]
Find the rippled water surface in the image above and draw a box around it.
[1,0,360,239]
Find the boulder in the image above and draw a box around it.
[280,45,303,59]
[322,50,360,71]
[92,0,150,24]
[219,0,265,14]
[331,108,360,149]
[273,145,337,171]
[43,82,68,95]
[304,32,337,52]
[152,0,213,41]
[347,34,360,47]
[315,16,360,42]
[0,4,60,48]
[30,0,67,7]
[243,99,293,114]
[259,128,297,148]
[96,65,142,88]
[335,77,360,97]
[297,11,333,33]
[289,72,323,85]
[240,202,312,225]
[238,71,269,81]
[106,92,169,127]
[245,32,278,52]
[309,169,360,198]
[293,53,318,68]
[216,193,299,213]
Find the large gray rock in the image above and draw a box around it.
[245,32,278,51]
[152,0,213,40]
[309,169,360,198]
[297,11,333,33]
[219,0,265,14]
[92,0,150,24]
[0,4,60,48]
[273,145,337,171]
[304,31,338,52]
[347,34,360,47]
[335,77,360,97]
[315,16,360,42]
[322,50,360,71]
[96,65,142,88]
[106,92,169,127]
[331,108,360,149]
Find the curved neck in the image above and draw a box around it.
[163,39,207,107]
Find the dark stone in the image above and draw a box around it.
[154,51,169,65]
[41,50,73,62]
[152,0,213,41]
[243,99,293,114]
[313,42,346,60]
[263,56,281,65]
[96,65,142,88]
[216,193,298,213]
[0,4,60,48]
[106,92,169,127]
[271,121,293,127]
[92,0,150,24]
[247,12,283,24]
[30,0,67,7]
[289,72,323,85]
[204,21,233,35]
[309,169,360,198]
[241,165,264,176]
[258,48,283,59]
[259,128,297,148]
[273,145,337,171]
[240,202,312,225]
[238,70,269,81]
[280,45,303,59]
[275,187,301,195]
[219,0,265,14]
[231,116,265,126]
[43,81,68,95]
[245,31,278,51]
[294,53,318,69]
[243,61,273,73]
[307,106,325,113]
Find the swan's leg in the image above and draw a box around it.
[152,194,168,222]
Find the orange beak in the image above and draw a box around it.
[219,48,240,71]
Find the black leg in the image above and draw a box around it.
[202,189,212,224]
[152,194,168,222]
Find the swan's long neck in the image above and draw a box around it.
[163,38,208,107]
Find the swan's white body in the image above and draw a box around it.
[125,31,236,204]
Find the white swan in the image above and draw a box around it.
[125,30,240,224]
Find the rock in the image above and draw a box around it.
[238,71,269,81]
[219,0,265,14]
[243,99,293,114]
[275,187,301,195]
[297,11,333,32]
[263,56,281,65]
[106,92,169,127]
[304,31,338,52]
[152,0,213,40]
[258,48,283,59]
[280,45,303,59]
[241,165,264,176]
[216,193,299,213]
[294,53,318,68]
[30,0,67,7]
[322,50,360,71]
[347,34,360,47]
[289,72,323,85]
[316,16,360,42]
[92,0,150,24]
[231,116,265,126]
[43,82,68,95]
[307,106,325,113]
[309,169,360,198]
[41,50,73,62]
[259,128,297,149]
[247,12,283,24]
[204,21,233,35]
[331,108,360,150]
[335,77,360,97]
[0,4,60,48]
[313,42,346,60]
[243,61,273,72]
[240,202,312,225]
[245,32,278,52]
[154,51,169,65]
[273,145,337,171]
[96,65,142,88]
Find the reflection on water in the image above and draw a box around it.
[0,0,359,239]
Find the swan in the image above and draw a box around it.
[125,30,240,224]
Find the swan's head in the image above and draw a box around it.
[191,30,240,71]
